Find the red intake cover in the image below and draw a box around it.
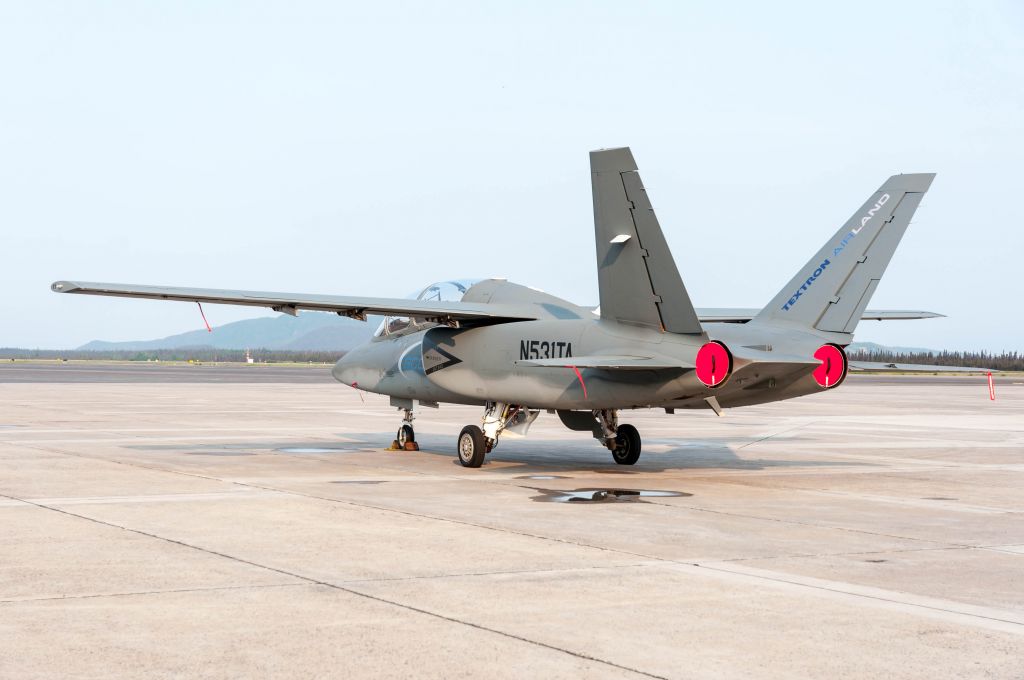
[813,344,847,388]
[695,341,732,387]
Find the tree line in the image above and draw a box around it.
[847,349,1023,371]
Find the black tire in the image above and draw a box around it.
[611,424,641,465]
[397,424,415,447]
[457,425,487,468]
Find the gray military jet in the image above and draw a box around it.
[53,147,940,467]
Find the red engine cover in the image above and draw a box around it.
[695,341,732,387]
[813,344,847,388]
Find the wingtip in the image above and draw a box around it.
[882,172,936,193]
[51,280,77,293]
[590,146,637,173]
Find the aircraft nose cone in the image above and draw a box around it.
[332,355,355,386]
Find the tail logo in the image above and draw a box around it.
[783,192,891,311]
[834,192,891,258]
[860,193,890,228]
[782,259,831,311]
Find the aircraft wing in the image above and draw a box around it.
[694,308,944,323]
[50,280,537,325]
[517,355,689,370]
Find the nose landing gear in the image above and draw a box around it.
[390,407,419,451]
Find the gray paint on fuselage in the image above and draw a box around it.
[335,280,849,412]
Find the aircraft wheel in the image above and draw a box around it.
[457,425,487,468]
[611,424,641,465]
[397,424,415,447]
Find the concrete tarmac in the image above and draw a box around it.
[1,365,1022,678]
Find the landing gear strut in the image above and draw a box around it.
[390,407,419,451]
[595,409,641,465]
[457,402,536,468]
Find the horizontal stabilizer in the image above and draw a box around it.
[694,308,944,323]
[856,310,945,321]
[517,355,687,370]
[849,362,995,373]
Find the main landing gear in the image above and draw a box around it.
[595,409,641,465]
[454,405,639,468]
[390,407,419,451]
[457,402,538,468]
[457,425,487,467]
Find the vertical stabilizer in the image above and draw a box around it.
[755,173,935,334]
[590,147,702,334]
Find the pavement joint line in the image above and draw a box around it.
[802,450,1018,468]
[783,489,1017,515]
[488,481,961,550]
[637,500,962,547]
[712,543,1009,564]
[0,425,351,436]
[736,421,817,450]
[229,479,661,562]
[0,489,285,508]
[683,562,1024,633]
[0,434,353,446]
[432,464,991,548]
[682,471,1022,512]
[872,471,998,483]
[0,582,306,605]
[13,437,1021,635]
[335,561,660,586]
[688,477,1022,516]
[0,490,667,680]
[977,546,1024,556]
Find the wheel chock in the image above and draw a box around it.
[403,441,420,451]
[388,440,402,451]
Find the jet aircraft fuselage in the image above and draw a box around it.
[332,280,843,412]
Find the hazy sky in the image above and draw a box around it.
[2,2,1021,350]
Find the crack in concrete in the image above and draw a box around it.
[736,421,816,450]
[0,582,304,605]
[0,490,668,680]
[336,562,658,585]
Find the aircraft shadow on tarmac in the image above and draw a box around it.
[447,441,860,473]
[124,433,862,474]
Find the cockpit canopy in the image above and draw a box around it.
[374,279,481,337]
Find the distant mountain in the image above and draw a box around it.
[78,312,379,352]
